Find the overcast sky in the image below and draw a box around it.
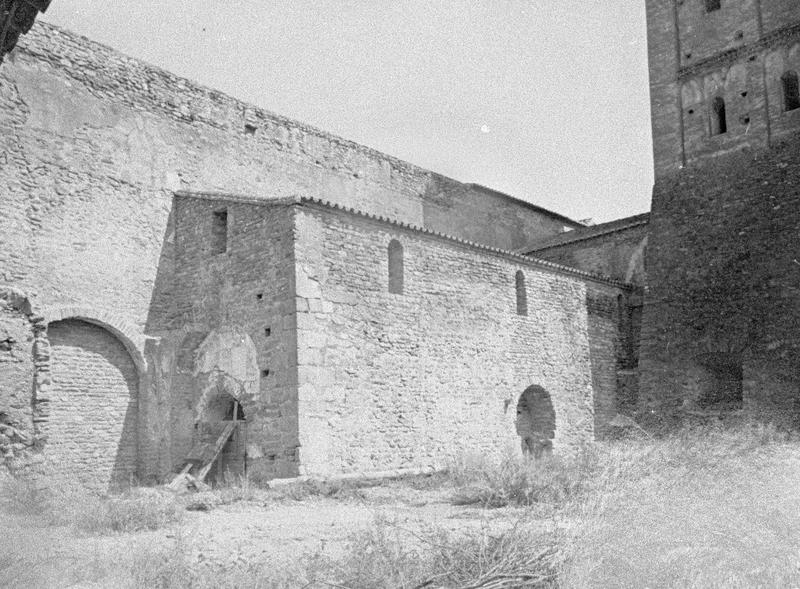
[43,1,653,223]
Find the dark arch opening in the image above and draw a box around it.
[196,390,247,483]
[202,391,246,422]
[515,271,527,316]
[711,96,727,135]
[515,385,555,458]
[388,239,404,294]
[782,70,800,112]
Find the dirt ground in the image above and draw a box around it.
[5,477,554,588]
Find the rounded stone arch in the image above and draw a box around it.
[515,385,556,459]
[194,371,249,424]
[45,316,141,491]
[42,306,146,375]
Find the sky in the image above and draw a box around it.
[42,1,654,224]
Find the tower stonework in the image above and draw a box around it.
[640,0,800,422]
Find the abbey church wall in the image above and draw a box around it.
[291,200,628,475]
[107,191,627,487]
[0,21,594,487]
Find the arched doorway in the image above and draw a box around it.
[194,387,247,482]
[515,385,556,458]
[47,319,139,491]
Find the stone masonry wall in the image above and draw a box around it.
[147,195,299,483]
[44,318,138,491]
[0,288,47,471]
[291,201,626,476]
[0,22,578,482]
[421,181,583,252]
[528,216,649,285]
[639,133,800,423]
[646,0,800,177]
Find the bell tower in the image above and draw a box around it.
[639,0,800,422]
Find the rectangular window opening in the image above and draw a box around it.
[212,210,228,254]
[705,0,721,12]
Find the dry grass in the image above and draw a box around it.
[3,421,800,588]
[0,479,183,533]
[561,421,800,588]
[448,450,598,509]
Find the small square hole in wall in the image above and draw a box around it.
[261,369,270,378]
[256,293,263,301]
[244,124,257,135]
[264,327,271,337]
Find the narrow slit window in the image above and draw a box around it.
[710,97,727,135]
[705,0,721,12]
[212,209,228,254]
[515,271,527,316]
[782,71,800,112]
[388,239,404,294]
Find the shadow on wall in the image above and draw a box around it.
[47,319,139,492]
[515,385,556,458]
[144,204,177,333]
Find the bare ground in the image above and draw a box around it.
[3,477,557,588]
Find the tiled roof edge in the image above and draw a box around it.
[296,196,633,288]
[522,213,650,253]
[175,190,634,287]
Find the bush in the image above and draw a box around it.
[0,480,183,534]
[449,450,599,508]
[303,517,560,589]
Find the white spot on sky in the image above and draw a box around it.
[480,124,490,134]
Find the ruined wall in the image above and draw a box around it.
[149,195,299,483]
[526,214,649,285]
[291,200,626,476]
[0,288,47,471]
[640,133,800,422]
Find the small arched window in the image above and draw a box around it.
[388,239,404,294]
[782,70,800,112]
[710,96,727,135]
[515,271,527,316]
[705,0,721,12]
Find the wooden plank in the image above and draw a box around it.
[196,422,237,482]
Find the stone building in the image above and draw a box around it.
[4,2,796,492]
[0,22,636,491]
[639,0,800,422]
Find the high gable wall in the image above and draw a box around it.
[1,21,579,339]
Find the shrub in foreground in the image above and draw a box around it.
[449,450,599,508]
